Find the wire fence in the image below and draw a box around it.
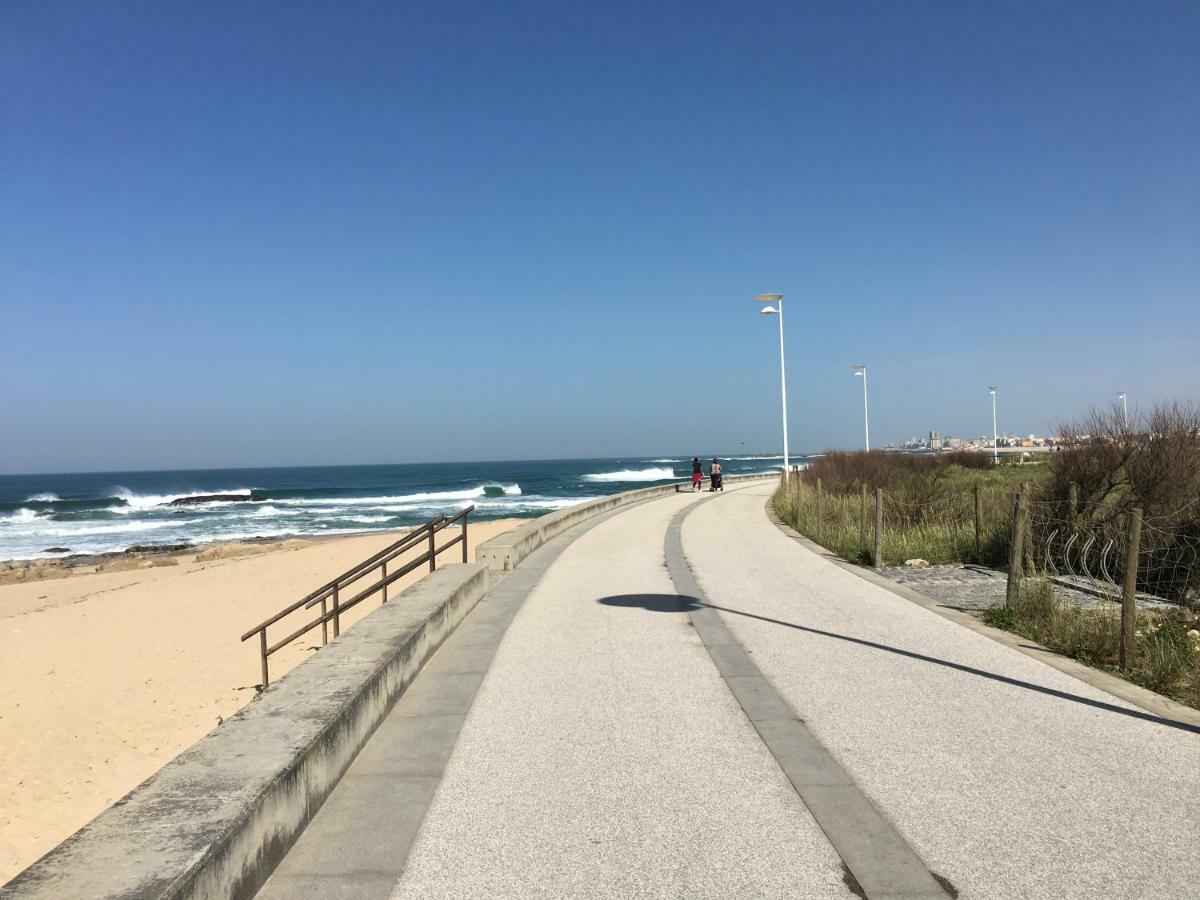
[1030,500,1200,607]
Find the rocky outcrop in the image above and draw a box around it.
[194,539,310,562]
[96,557,146,574]
[168,494,258,507]
[140,558,179,569]
[125,543,192,554]
[0,559,73,585]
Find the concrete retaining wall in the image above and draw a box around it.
[476,473,778,572]
[0,563,490,900]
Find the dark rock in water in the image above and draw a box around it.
[43,547,71,553]
[168,493,257,507]
[125,543,193,555]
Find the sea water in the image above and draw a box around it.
[0,456,793,560]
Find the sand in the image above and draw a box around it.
[0,520,518,884]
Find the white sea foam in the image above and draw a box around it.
[582,467,675,482]
[25,492,60,502]
[22,519,203,538]
[273,484,521,507]
[648,458,682,464]
[1,508,43,524]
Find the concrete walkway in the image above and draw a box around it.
[683,483,1200,899]
[258,482,1200,899]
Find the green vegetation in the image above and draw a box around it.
[772,452,1047,566]
[981,578,1200,710]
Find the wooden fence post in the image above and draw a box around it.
[816,477,824,543]
[859,483,868,555]
[1068,482,1079,527]
[1005,483,1030,606]
[874,488,884,568]
[973,483,982,562]
[1023,495,1036,576]
[1120,507,1143,672]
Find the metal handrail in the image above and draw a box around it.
[240,505,474,687]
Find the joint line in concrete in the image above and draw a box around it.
[665,496,951,900]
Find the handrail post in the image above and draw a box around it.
[429,525,436,572]
[259,630,269,688]
[320,596,328,645]
[382,560,388,603]
[462,513,469,563]
[332,584,341,638]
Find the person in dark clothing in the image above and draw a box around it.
[709,458,723,491]
[690,457,703,491]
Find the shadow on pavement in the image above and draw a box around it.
[597,593,1200,735]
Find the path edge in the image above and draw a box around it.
[762,494,1200,730]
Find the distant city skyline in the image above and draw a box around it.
[2,4,1196,474]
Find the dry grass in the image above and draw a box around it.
[981,578,1200,709]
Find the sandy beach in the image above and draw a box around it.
[0,520,517,884]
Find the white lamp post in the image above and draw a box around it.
[989,386,998,464]
[1117,392,1128,427]
[851,365,869,451]
[755,293,789,471]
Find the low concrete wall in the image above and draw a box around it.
[476,474,777,572]
[0,563,490,900]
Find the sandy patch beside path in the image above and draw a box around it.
[0,520,517,884]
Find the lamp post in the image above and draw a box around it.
[988,386,998,464]
[755,293,789,471]
[1117,392,1128,427]
[851,365,869,451]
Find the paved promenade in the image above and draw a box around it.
[259,482,1200,899]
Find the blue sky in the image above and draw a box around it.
[2,1,1197,473]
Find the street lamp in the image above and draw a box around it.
[755,293,789,471]
[988,386,998,464]
[851,365,869,451]
[1117,392,1128,427]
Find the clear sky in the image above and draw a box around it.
[3,1,1197,473]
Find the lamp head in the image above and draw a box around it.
[760,305,777,315]
[754,293,783,303]
[851,364,866,376]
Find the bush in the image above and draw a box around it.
[1039,401,1200,603]
[776,451,1032,566]
[1042,401,1200,528]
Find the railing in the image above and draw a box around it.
[240,506,474,687]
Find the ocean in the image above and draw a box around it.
[0,456,791,561]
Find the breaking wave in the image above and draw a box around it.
[582,467,675,483]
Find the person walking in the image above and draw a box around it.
[709,458,723,492]
[690,457,703,491]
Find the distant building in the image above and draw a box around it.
[929,430,942,450]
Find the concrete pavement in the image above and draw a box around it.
[682,482,1200,898]
[391,488,852,898]
[256,481,1200,899]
